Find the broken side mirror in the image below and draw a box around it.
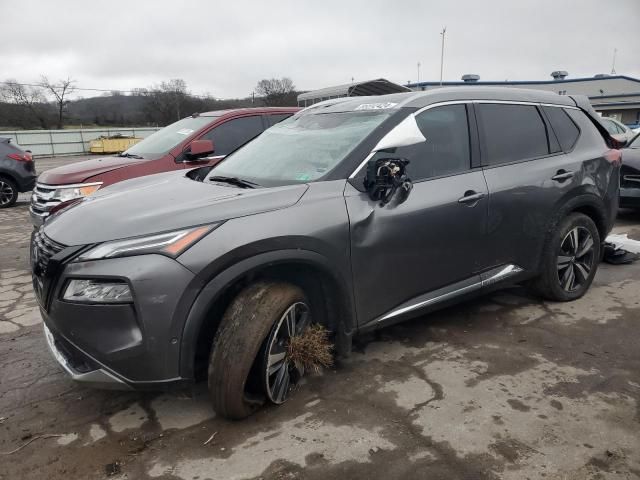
[364,157,413,206]
[185,139,215,161]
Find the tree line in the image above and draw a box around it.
[0,77,299,130]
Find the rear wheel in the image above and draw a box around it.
[207,281,311,419]
[0,177,18,208]
[532,213,600,301]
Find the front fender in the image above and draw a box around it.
[177,249,355,380]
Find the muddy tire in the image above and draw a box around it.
[207,281,308,420]
[0,177,18,208]
[532,213,600,302]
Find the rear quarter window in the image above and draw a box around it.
[543,106,580,152]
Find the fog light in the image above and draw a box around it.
[63,279,132,304]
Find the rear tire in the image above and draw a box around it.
[0,177,18,208]
[207,281,309,420]
[532,213,600,301]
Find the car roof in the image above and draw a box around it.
[302,87,578,113]
[199,107,300,118]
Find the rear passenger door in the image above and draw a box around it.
[476,102,582,273]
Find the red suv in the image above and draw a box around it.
[30,107,299,225]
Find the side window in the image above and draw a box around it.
[477,104,549,166]
[378,104,470,181]
[265,113,293,127]
[543,106,580,151]
[201,116,264,156]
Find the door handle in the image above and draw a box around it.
[551,170,574,181]
[458,191,485,204]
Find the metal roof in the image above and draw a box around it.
[297,79,411,102]
[408,75,640,88]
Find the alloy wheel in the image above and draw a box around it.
[0,180,14,206]
[264,301,311,404]
[557,226,595,292]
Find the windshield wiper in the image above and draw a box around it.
[118,152,144,159]
[209,176,260,189]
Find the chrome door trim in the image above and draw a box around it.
[374,263,523,324]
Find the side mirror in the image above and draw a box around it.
[186,139,214,160]
[364,157,413,206]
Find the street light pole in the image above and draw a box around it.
[440,26,446,86]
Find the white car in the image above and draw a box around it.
[600,117,636,143]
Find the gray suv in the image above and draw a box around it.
[32,88,620,419]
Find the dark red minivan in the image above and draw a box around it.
[30,107,299,225]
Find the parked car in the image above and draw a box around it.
[33,88,620,419]
[600,116,636,143]
[29,107,299,225]
[0,137,36,208]
[620,132,640,208]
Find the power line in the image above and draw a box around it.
[0,80,218,100]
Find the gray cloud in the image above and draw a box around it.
[2,0,639,98]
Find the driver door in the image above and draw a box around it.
[345,103,490,327]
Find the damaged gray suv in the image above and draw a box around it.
[33,88,621,419]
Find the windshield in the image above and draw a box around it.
[209,110,391,187]
[124,116,213,158]
[629,133,640,148]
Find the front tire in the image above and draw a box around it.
[0,177,18,208]
[532,213,601,301]
[207,281,310,419]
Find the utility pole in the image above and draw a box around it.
[440,27,447,86]
[611,48,617,75]
[417,62,421,84]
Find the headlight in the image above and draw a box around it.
[77,224,217,261]
[63,279,133,303]
[52,183,102,202]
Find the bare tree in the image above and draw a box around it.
[142,78,190,124]
[255,77,296,106]
[0,79,52,128]
[40,76,76,129]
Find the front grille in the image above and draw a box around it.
[622,174,640,189]
[32,227,66,277]
[30,183,62,218]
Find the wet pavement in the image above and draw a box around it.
[1,157,639,479]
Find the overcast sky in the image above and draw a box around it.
[2,0,639,99]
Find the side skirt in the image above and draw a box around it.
[359,264,523,332]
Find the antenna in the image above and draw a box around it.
[611,48,617,75]
[440,27,447,86]
[417,61,421,84]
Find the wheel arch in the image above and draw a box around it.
[180,249,355,381]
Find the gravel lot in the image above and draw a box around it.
[1,156,639,480]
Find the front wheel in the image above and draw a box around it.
[532,213,601,301]
[207,281,311,419]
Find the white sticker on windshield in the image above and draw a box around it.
[355,102,398,110]
[176,128,194,135]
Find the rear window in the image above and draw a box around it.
[544,106,580,152]
[477,104,550,166]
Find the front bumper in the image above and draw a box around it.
[37,252,197,389]
[43,323,131,389]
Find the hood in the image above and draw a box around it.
[38,155,146,185]
[43,170,308,245]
